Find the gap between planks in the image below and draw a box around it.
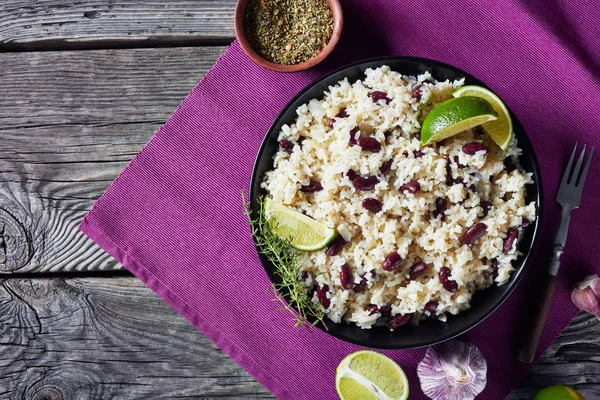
[0,36,235,53]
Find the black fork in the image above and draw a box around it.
[517,143,594,364]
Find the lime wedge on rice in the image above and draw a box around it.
[265,198,337,251]
[336,351,409,400]
[421,96,498,145]
[453,85,514,150]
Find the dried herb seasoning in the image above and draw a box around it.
[244,0,334,65]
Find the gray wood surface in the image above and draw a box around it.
[0,47,224,274]
[0,1,236,50]
[1,2,598,398]
[0,277,271,399]
[0,276,598,399]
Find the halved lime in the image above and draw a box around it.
[336,350,409,400]
[421,96,498,145]
[453,85,513,150]
[533,385,585,400]
[265,198,337,251]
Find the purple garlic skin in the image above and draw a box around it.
[571,274,600,318]
[417,340,487,400]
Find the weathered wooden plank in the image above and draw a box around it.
[0,47,225,273]
[0,276,597,398]
[0,277,272,399]
[0,1,236,50]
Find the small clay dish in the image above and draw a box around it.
[234,0,343,73]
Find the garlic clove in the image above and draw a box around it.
[572,274,600,318]
[417,340,487,400]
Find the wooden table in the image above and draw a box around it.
[1,2,598,398]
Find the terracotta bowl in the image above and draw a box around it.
[234,0,343,73]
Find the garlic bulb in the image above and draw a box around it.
[417,340,487,400]
[572,274,600,318]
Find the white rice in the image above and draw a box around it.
[261,66,536,329]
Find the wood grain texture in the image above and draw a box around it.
[0,277,272,399]
[0,1,236,50]
[0,47,224,273]
[0,276,597,399]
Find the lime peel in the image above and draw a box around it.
[336,350,409,400]
[452,85,514,150]
[421,96,498,145]
[265,198,337,251]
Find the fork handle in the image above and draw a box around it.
[516,271,558,364]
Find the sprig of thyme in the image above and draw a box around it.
[241,190,326,331]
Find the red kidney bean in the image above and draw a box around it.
[279,139,294,154]
[424,301,438,316]
[382,251,402,271]
[353,175,379,191]
[413,149,424,158]
[346,169,358,181]
[434,198,447,220]
[300,180,323,192]
[380,159,393,175]
[362,197,383,214]
[386,313,412,330]
[349,126,360,146]
[415,132,421,141]
[462,143,490,155]
[409,261,428,280]
[521,218,531,228]
[328,118,335,129]
[378,305,392,317]
[369,91,392,104]
[337,107,349,118]
[491,258,499,280]
[316,285,330,308]
[480,201,492,217]
[358,137,382,153]
[400,180,420,194]
[301,271,309,280]
[463,223,487,245]
[367,304,379,315]
[412,84,422,101]
[353,274,368,293]
[439,267,458,292]
[340,263,353,290]
[326,235,347,256]
[503,228,519,253]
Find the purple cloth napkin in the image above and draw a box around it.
[80,1,600,398]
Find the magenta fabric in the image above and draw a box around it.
[80,1,600,398]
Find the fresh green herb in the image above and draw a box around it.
[242,190,326,330]
[243,0,334,65]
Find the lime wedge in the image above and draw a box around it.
[533,385,585,400]
[265,198,337,251]
[452,85,513,150]
[421,96,498,145]
[336,350,409,400]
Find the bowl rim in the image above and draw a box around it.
[249,55,543,349]
[234,0,344,73]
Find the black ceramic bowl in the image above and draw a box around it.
[250,56,542,349]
